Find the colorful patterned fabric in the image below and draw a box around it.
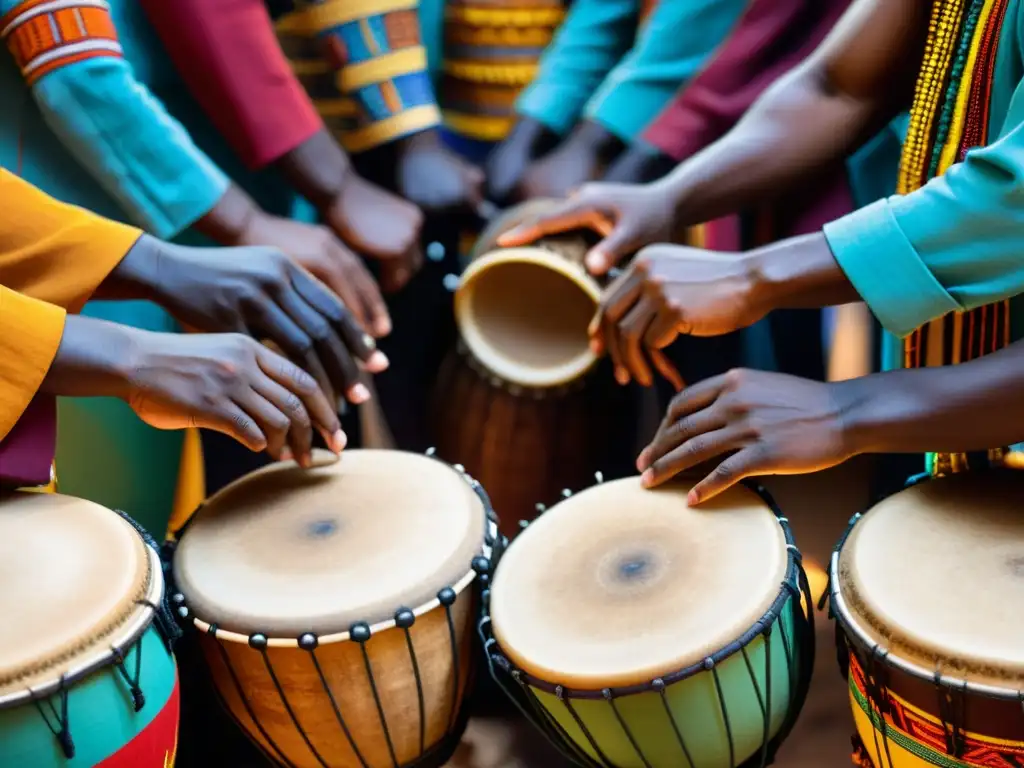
[437,0,565,142]
[849,655,1024,767]
[281,0,442,151]
[0,0,121,85]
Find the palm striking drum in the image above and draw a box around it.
[433,199,614,537]
[169,449,498,768]
[829,471,1024,768]
[480,476,815,767]
[0,493,180,767]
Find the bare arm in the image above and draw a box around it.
[659,0,927,226]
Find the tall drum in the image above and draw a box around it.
[0,493,179,767]
[170,449,497,768]
[830,471,1024,768]
[480,477,814,767]
[433,200,614,537]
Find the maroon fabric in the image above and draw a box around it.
[0,395,55,488]
[643,0,852,163]
[141,0,322,170]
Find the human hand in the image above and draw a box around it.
[238,212,390,337]
[126,332,346,466]
[324,172,424,293]
[518,136,604,202]
[485,117,559,204]
[116,239,388,406]
[637,369,853,503]
[43,317,344,466]
[496,181,677,275]
[591,244,765,388]
[396,130,484,215]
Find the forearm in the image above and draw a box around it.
[746,232,861,313]
[838,345,1024,455]
[274,129,352,213]
[657,66,893,226]
[39,315,134,401]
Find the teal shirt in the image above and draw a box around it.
[824,0,1024,370]
[0,1,228,238]
[515,0,750,140]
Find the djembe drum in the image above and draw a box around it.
[0,493,179,766]
[829,471,1024,768]
[433,199,614,538]
[169,449,497,768]
[480,476,815,767]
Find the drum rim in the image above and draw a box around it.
[0,529,164,709]
[169,449,500,648]
[829,475,1024,702]
[479,478,811,699]
[455,247,601,389]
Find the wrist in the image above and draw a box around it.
[99,234,163,302]
[276,128,353,211]
[744,233,858,313]
[193,184,260,246]
[570,119,625,165]
[42,315,139,400]
[828,377,889,457]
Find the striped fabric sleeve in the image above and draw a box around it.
[306,0,441,152]
[0,0,230,238]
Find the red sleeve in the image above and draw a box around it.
[141,0,323,170]
[642,0,852,161]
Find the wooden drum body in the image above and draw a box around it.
[830,472,1024,768]
[170,450,498,768]
[0,493,179,767]
[480,477,815,767]
[434,200,613,538]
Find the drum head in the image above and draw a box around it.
[0,493,150,698]
[173,450,486,637]
[490,478,787,688]
[838,471,1024,688]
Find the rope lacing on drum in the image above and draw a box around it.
[934,669,967,758]
[864,647,895,768]
[115,509,181,650]
[605,686,655,768]
[33,674,74,759]
[110,641,146,712]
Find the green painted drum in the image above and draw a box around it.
[0,492,180,767]
[55,300,185,541]
[481,476,814,768]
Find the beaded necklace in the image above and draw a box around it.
[896,0,1011,475]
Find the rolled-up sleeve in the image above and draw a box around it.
[824,85,1024,338]
[1,0,230,239]
[141,0,324,169]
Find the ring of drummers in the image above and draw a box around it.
[4,0,1024,766]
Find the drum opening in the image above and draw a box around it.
[456,250,600,388]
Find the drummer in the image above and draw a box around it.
[500,0,1024,483]
[0,170,376,487]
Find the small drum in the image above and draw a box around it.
[830,471,1024,768]
[480,476,814,767]
[0,493,179,767]
[433,200,615,537]
[170,449,497,768]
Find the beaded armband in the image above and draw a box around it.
[440,0,565,142]
[288,0,440,152]
[0,0,122,86]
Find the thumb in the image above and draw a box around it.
[585,225,640,275]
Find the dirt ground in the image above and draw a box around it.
[444,458,874,768]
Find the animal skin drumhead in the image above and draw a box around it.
[489,477,787,688]
[0,493,149,697]
[173,449,486,637]
[838,471,1024,688]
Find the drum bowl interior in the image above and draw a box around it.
[455,249,601,389]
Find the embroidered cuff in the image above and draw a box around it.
[307,0,441,152]
[0,0,122,85]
